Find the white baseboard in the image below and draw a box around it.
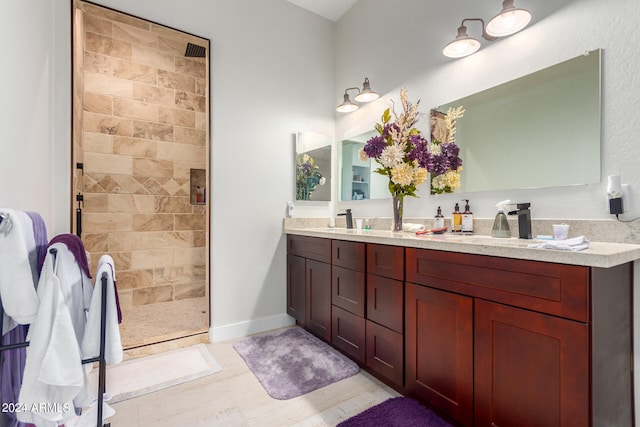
[209,313,295,342]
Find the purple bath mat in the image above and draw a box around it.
[338,397,454,427]
[232,327,359,400]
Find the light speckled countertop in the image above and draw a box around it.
[283,218,640,268]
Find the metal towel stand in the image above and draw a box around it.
[0,247,111,427]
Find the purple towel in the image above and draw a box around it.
[25,212,48,276]
[48,234,92,279]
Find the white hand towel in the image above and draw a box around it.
[402,223,425,232]
[527,236,590,251]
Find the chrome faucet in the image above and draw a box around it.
[508,202,532,239]
[338,209,354,229]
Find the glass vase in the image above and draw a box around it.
[392,195,404,232]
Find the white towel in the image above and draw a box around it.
[527,236,590,251]
[402,223,425,232]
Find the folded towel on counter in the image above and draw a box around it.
[402,223,425,232]
[527,236,590,251]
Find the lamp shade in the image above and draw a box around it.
[336,93,359,113]
[354,78,380,103]
[486,0,531,37]
[443,25,481,58]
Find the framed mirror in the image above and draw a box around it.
[436,49,602,193]
[295,131,331,202]
[340,131,390,201]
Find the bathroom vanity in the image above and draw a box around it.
[284,222,640,427]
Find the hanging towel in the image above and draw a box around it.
[527,236,590,251]
[0,209,40,332]
[48,234,92,280]
[26,211,48,274]
[17,254,85,427]
[81,255,123,365]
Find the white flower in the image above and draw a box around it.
[358,148,369,162]
[319,177,326,185]
[391,163,414,186]
[379,145,405,168]
[429,142,442,155]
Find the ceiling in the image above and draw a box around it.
[286,0,359,22]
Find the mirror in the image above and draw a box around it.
[340,131,390,201]
[340,50,602,200]
[437,49,601,193]
[295,132,331,201]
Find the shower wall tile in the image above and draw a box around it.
[157,70,196,93]
[175,57,207,79]
[84,152,133,175]
[84,72,134,98]
[174,127,206,145]
[113,22,159,49]
[174,91,206,113]
[132,121,174,141]
[195,78,207,96]
[130,249,174,270]
[156,141,197,162]
[132,285,173,305]
[133,158,174,178]
[133,214,174,231]
[175,213,206,230]
[107,193,155,213]
[110,251,132,271]
[132,45,175,72]
[82,233,109,252]
[114,98,157,121]
[83,193,108,212]
[172,265,206,285]
[132,82,175,105]
[117,269,154,289]
[85,31,133,61]
[83,212,132,232]
[174,247,206,265]
[113,137,157,157]
[84,92,113,114]
[194,231,206,247]
[83,3,150,31]
[85,14,112,37]
[195,112,207,130]
[84,132,113,153]
[175,282,206,300]
[154,196,192,214]
[158,106,195,127]
[84,112,133,136]
[141,177,170,195]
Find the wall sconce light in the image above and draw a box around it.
[336,77,380,113]
[443,0,531,59]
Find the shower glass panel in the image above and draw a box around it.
[72,0,210,349]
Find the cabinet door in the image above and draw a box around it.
[474,299,589,427]
[286,254,306,324]
[367,274,403,333]
[405,283,473,427]
[305,259,332,342]
[332,265,365,317]
[366,320,403,386]
[332,305,366,364]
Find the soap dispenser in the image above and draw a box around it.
[461,199,474,233]
[491,200,511,238]
[452,203,462,232]
[434,206,445,229]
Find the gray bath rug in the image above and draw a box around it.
[233,327,359,400]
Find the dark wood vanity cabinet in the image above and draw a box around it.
[365,244,405,387]
[286,235,331,342]
[406,247,633,427]
[331,240,366,363]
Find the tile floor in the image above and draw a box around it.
[109,335,400,426]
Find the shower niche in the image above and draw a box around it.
[72,0,211,350]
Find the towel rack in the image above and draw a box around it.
[0,247,111,427]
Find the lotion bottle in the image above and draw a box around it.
[461,199,474,233]
[434,206,445,229]
[452,203,462,232]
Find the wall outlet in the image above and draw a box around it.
[287,201,295,217]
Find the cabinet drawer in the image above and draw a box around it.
[367,244,404,280]
[367,274,403,333]
[287,234,331,263]
[332,265,365,317]
[366,320,403,387]
[406,248,589,321]
[332,240,365,271]
[332,305,366,364]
